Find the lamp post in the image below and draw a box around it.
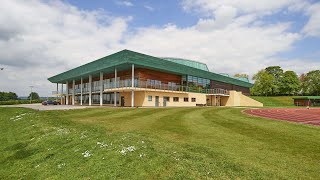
[30,86,34,104]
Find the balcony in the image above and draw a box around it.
[52,80,229,96]
[105,79,229,95]
[52,90,67,95]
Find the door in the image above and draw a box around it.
[216,96,221,106]
[163,98,167,107]
[121,96,125,106]
[155,96,159,107]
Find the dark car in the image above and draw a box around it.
[42,100,60,105]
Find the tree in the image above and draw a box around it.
[234,73,249,79]
[0,92,18,101]
[265,66,284,95]
[28,92,40,100]
[301,70,320,95]
[280,71,300,95]
[251,70,275,96]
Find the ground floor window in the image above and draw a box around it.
[173,97,179,102]
[103,93,119,104]
[148,95,152,101]
[184,97,189,102]
[191,98,196,102]
[83,95,89,104]
[76,93,119,105]
[164,96,170,102]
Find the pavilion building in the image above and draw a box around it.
[48,50,263,107]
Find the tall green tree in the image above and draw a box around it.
[251,70,275,96]
[280,71,301,95]
[265,66,284,95]
[0,92,18,101]
[301,70,320,95]
[28,92,40,100]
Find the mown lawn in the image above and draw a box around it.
[0,107,319,179]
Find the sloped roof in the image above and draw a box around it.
[48,49,253,88]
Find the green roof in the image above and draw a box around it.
[48,50,253,88]
[293,96,320,100]
[160,57,209,71]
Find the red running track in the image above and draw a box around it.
[243,108,320,126]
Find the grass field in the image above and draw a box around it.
[250,96,298,107]
[1,107,320,179]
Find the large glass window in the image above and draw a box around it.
[184,75,210,89]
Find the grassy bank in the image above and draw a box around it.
[0,107,319,179]
[250,96,298,107]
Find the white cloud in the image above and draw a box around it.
[0,0,319,97]
[115,0,133,7]
[303,2,320,37]
[181,0,306,16]
[144,5,154,12]
[119,19,303,78]
[0,0,130,96]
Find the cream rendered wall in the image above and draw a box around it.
[223,90,263,107]
[120,91,206,107]
[140,91,207,107]
[119,91,146,107]
[119,90,262,107]
[239,93,263,107]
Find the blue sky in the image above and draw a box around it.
[0,0,319,96]
[66,0,199,28]
[66,0,319,61]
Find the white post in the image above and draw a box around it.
[100,72,103,106]
[56,83,58,101]
[61,83,63,104]
[56,83,59,101]
[114,68,117,107]
[80,77,83,105]
[66,81,69,105]
[89,75,92,106]
[72,80,75,105]
[131,64,134,107]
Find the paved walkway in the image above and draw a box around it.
[244,108,320,126]
[0,103,97,111]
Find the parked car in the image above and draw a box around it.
[42,100,60,105]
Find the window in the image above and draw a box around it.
[164,96,170,102]
[148,95,152,101]
[191,98,196,102]
[173,97,179,102]
[184,97,189,102]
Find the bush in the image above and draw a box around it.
[0,100,42,105]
